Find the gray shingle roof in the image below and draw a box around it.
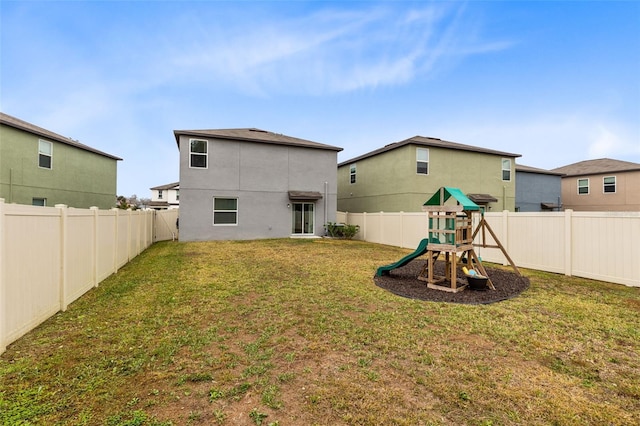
[174,128,343,152]
[150,182,179,190]
[516,164,565,176]
[0,112,122,160]
[338,135,520,166]
[551,158,640,177]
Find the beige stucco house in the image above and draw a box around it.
[552,158,640,211]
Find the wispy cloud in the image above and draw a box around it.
[165,3,514,96]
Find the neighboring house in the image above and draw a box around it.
[337,135,520,213]
[175,128,342,241]
[551,158,640,211]
[515,164,564,212]
[149,182,179,210]
[0,112,121,209]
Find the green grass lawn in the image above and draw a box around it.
[1,239,639,426]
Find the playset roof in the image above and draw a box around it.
[423,187,480,211]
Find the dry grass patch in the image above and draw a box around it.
[1,239,639,425]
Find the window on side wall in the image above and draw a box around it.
[158,190,163,199]
[603,176,616,193]
[501,158,511,181]
[38,140,52,169]
[32,198,46,206]
[213,197,238,225]
[176,190,179,201]
[349,164,356,184]
[578,178,589,195]
[190,139,208,168]
[416,148,429,174]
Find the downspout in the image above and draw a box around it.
[324,181,328,229]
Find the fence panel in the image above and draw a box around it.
[155,209,179,242]
[64,208,96,307]
[1,200,156,354]
[572,212,640,286]
[338,210,639,287]
[2,204,62,349]
[96,210,116,282]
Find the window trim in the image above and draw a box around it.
[577,178,589,195]
[416,147,429,175]
[38,140,53,170]
[213,197,238,226]
[603,176,616,194]
[501,158,511,181]
[349,164,356,184]
[189,138,208,169]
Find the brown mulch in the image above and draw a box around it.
[374,259,530,304]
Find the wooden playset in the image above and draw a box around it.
[418,187,520,292]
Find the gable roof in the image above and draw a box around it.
[551,158,640,177]
[174,128,343,152]
[338,135,520,166]
[0,112,122,160]
[423,186,480,211]
[516,164,564,176]
[150,182,179,190]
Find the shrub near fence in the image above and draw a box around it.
[0,200,174,354]
[337,210,640,287]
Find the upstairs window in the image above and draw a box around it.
[213,197,238,225]
[158,190,163,199]
[578,178,589,195]
[603,176,616,193]
[416,148,429,174]
[176,190,179,201]
[190,139,208,168]
[501,158,511,181]
[39,140,52,169]
[349,164,356,184]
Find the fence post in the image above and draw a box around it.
[113,208,119,274]
[564,209,573,277]
[0,199,6,353]
[56,204,69,311]
[363,212,367,241]
[502,210,509,266]
[400,211,405,248]
[90,207,99,287]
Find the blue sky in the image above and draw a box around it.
[2,0,639,198]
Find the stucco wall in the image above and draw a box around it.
[338,144,516,212]
[0,125,118,209]
[178,136,338,241]
[515,172,562,212]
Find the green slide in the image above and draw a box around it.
[376,238,437,276]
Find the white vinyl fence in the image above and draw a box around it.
[0,200,179,354]
[337,210,640,288]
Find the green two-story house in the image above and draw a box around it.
[0,112,121,209]
[337,135,520,213]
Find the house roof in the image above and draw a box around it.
[174,128,343,152]
[467,193,498,204]
[516,164,565,176]
[423,187,481,211]
[150,182,179,190]
[551,158,640,177]
[0,112,122,160]
[338,135,520,166]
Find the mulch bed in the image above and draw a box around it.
[374,259,530,304]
